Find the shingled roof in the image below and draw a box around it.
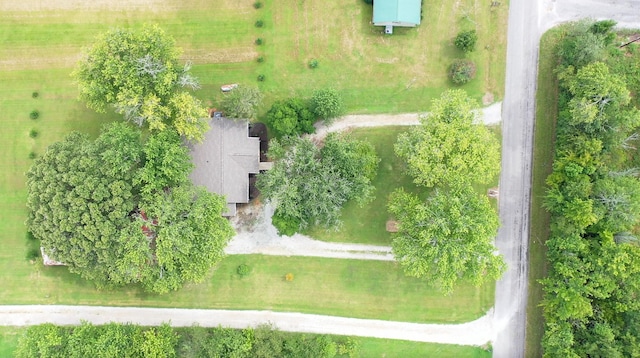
[189,118,260,216]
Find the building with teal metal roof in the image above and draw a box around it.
[373,0,422,28]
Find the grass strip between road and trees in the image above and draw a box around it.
[525,27,563,358]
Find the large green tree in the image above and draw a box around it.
[26,123,234,293]
[388,184,505,293]
[257,134,379,235]
[395,89,500,188]
[264,98,315,138]
[73,25,208,142]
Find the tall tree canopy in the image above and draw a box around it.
[73,25,209,142]
[541,20,640,357]
[388,184,505,293]
[26,123,234,293]
[257,134,379,235]
[395,89,500,188]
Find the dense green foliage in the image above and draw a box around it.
[73,25,209,142]
[448,59,477,84]
[257,134,379,234]
[220,85,263,120]
[265,98,316,138]
[557,20,616,69]
[26,123,234,293]
[310,88,344,123]
[391,90,502,293]
[15,323,177,358]
[395,89,500,188]
[541,20,640,357]
[389,185,504,294]
[454,30,478,53]
[14,323,357,358]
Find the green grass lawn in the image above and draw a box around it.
[0,255,493,324]
[525,28,562,357]
[248,0,509,114]
[0,327,20,357]
[0,0,505,334]
[357,337,491,357]
[307,126,501,245]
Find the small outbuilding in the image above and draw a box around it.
[373,0,422,32]
[189,118,269,216]
[41,247,65,266]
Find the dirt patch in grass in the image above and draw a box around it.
[482,92,494,105]
[525,27,562,358]
[0,52,82,71]
[182,47,258,64]
[0,0,171,11]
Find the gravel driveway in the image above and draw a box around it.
[0,305,494,346]
[227,204,394,260]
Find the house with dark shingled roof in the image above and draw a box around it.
[188,118,270,216]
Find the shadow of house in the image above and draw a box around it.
[189,118,270,216]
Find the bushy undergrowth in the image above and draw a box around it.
[14,323,358,358]
[541,20,640,357]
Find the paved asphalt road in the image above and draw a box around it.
[494,1,640,357]
[492,0,538,356]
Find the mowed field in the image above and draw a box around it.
[0,1,505,352]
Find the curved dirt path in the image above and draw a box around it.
[227,204,393,260]
[0,305,494,346]
[313,102,502,140]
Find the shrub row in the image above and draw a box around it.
[15,322,359,358]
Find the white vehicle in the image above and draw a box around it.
[220,83,239,92]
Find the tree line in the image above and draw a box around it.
[15,322,358,358]
[541,20,640,357]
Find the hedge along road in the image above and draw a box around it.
[493,1,640,358]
